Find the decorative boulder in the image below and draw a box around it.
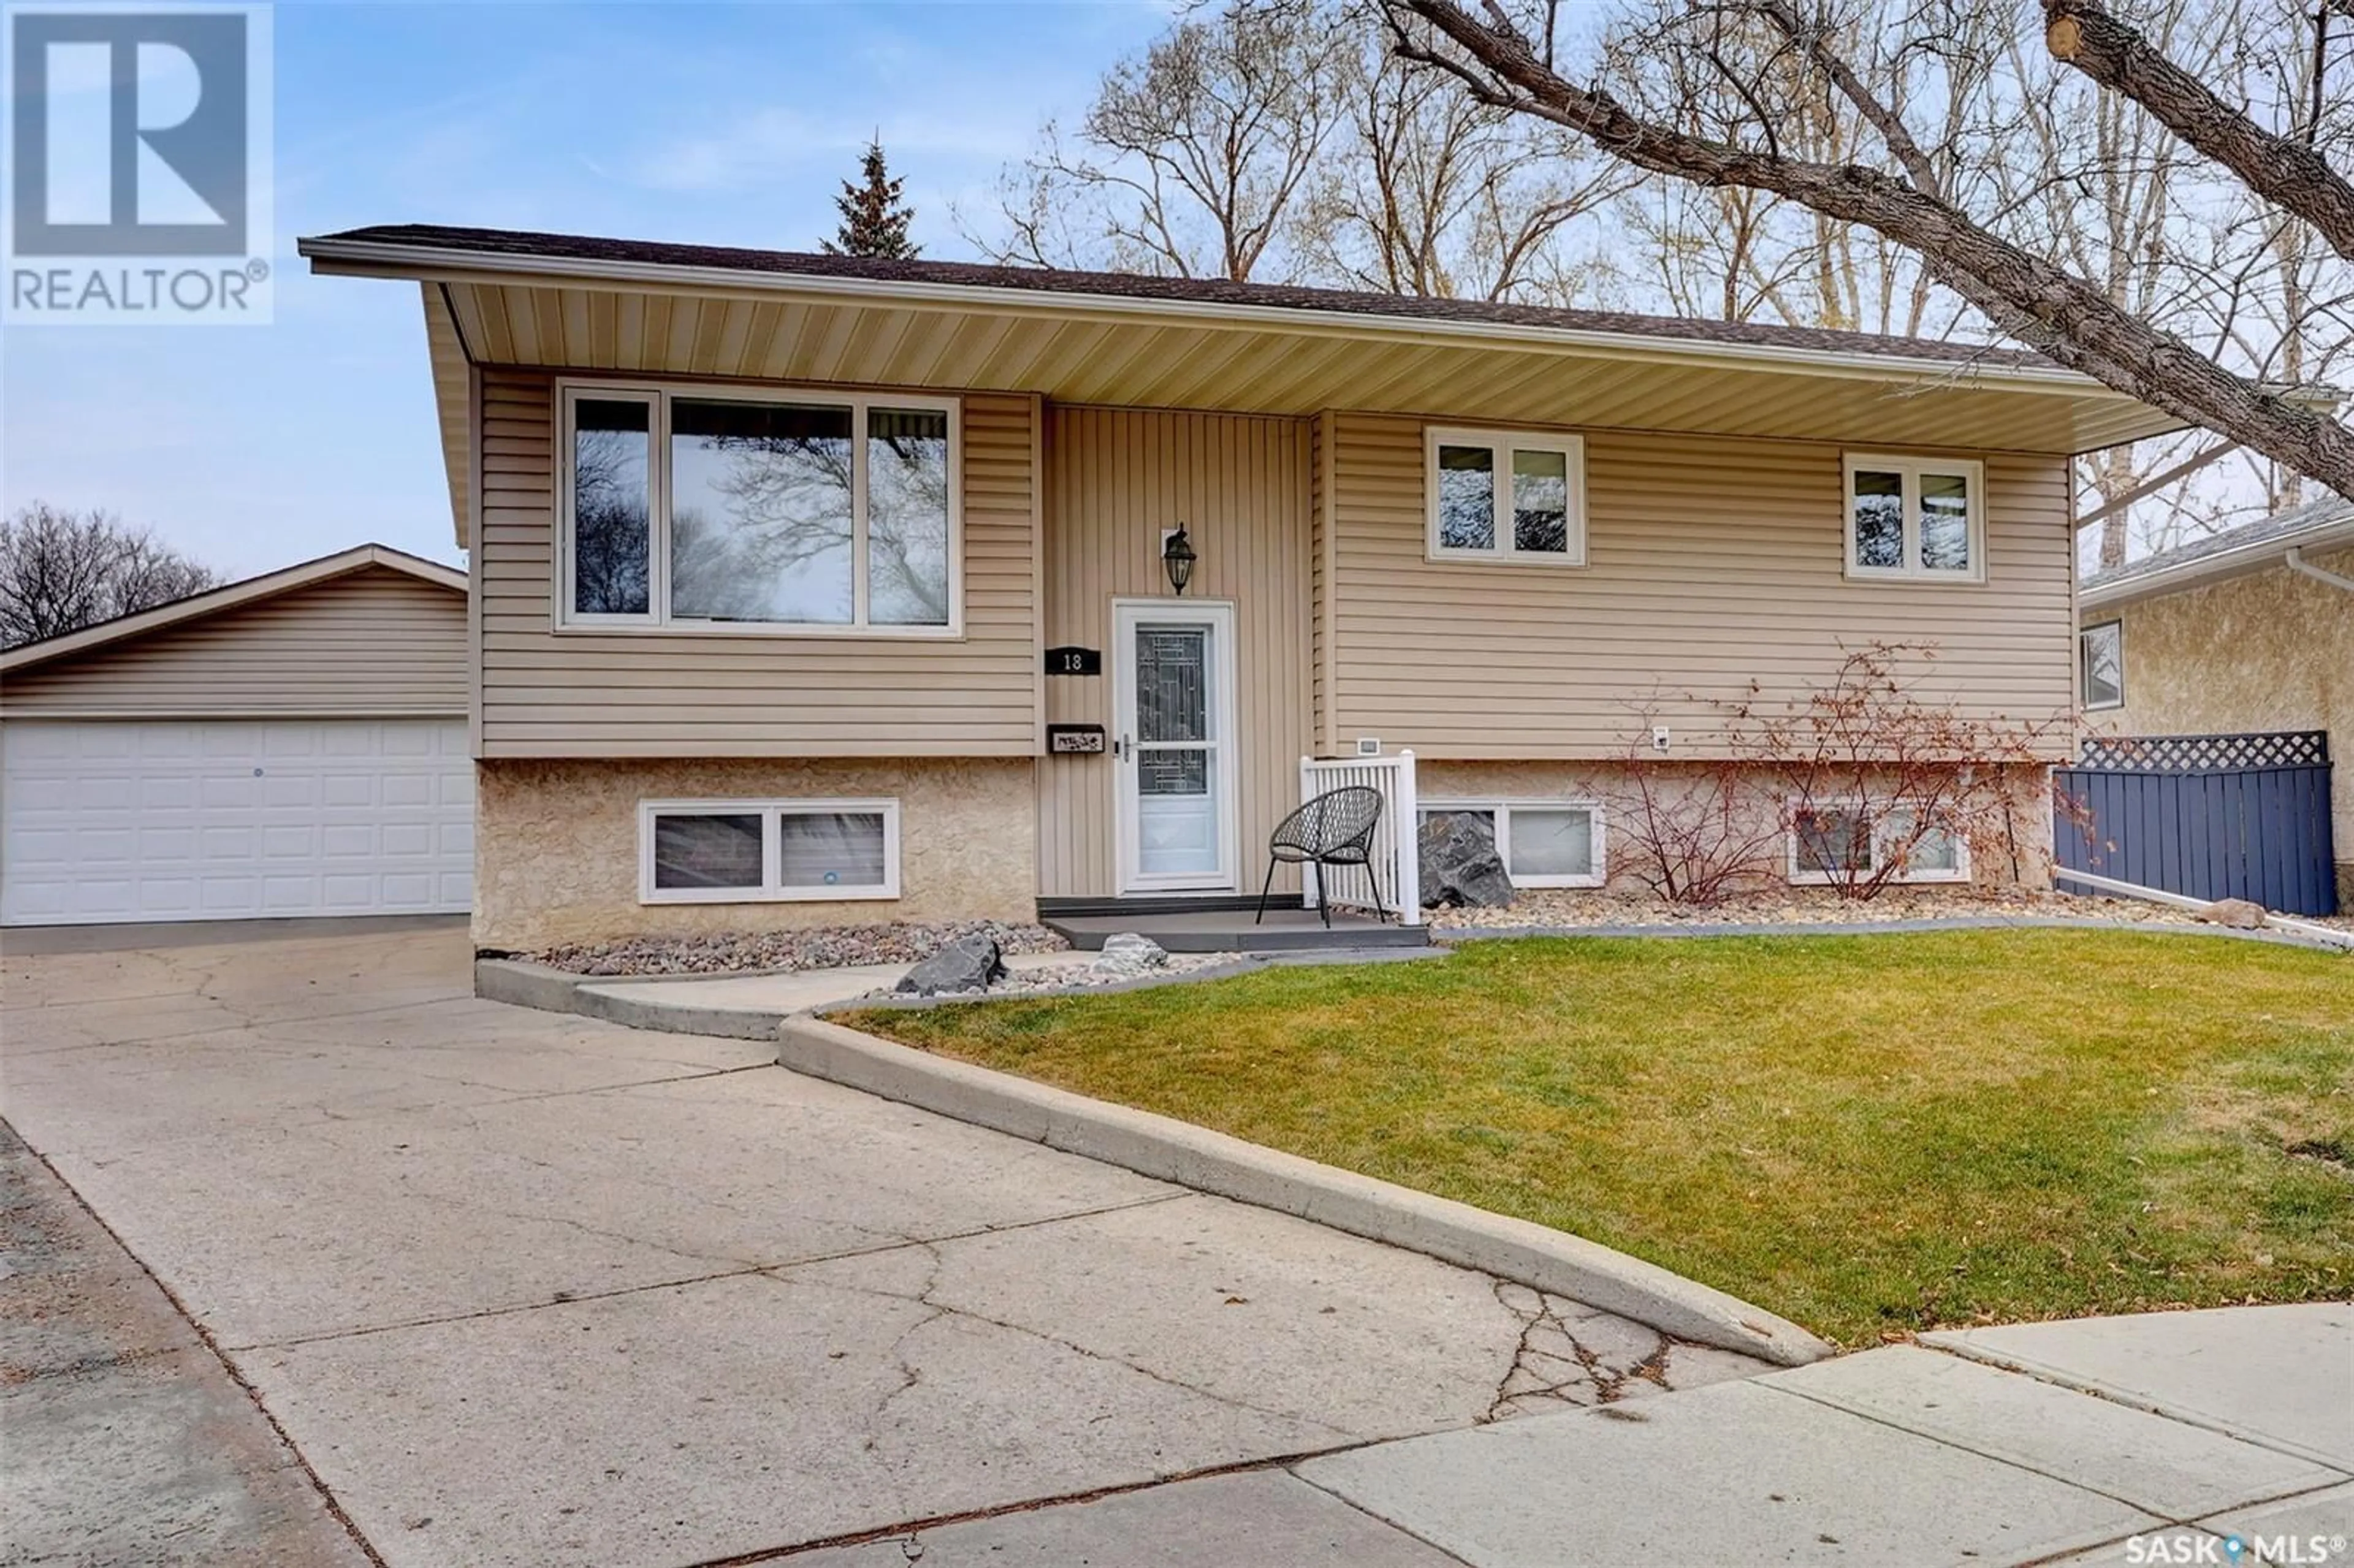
[896,933,1006,995]
[1419,812,1515,908]
[2195,897,2268,931]
[1091,932,1170,978]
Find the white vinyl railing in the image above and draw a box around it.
[1297,750,1421,925]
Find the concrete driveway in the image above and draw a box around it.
[0,924,1751,1567]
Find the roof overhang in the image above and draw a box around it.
[302,232,2196,550]
[0,544,465,677]
[2081,516,2354,611]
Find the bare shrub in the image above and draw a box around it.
[1598,751,1785,907]
[1602,645,2079,903]
[1726,643,2076,899]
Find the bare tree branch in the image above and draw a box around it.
[2041,0,2354,259]
[1752,0,1945,198]
[1385,0,2354,499]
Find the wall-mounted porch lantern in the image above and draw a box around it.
[1162,523,1196,595]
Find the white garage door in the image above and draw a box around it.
[1,719,473,926]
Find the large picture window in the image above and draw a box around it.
[639,799,900,904]
[1842,454,1985,582]
[561,383,959,635]
[1425,427,1586,566]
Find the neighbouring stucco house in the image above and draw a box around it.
[296,225,2187,952]
[2078,498,2354,906]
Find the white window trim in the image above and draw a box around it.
[1785,799,1971,886]
[1425,427,1588,567]
[1842,453,1987,584]
[638,797,902,904]
[2080,620,2125,712]
[558,378,963,638]
[1421,798,1607,889]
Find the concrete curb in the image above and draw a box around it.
[772,1014,1834,1368]
[474,958,788,1041]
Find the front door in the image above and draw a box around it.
[1113,600,1238,893]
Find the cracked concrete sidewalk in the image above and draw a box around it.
[0,923,1762,1567]
[789,1305,2351,1567]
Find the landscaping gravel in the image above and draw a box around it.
[995,951,1242,994]
[524,894,2343,978]
[858,950,1247,1003]
[529,919,1068,976]
[1428,886,2212,932]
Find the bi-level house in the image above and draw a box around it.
[297,226,2182,951]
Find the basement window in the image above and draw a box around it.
[1787,802,1970,886]
[639,799,900,903]
[1419,800,1606,888]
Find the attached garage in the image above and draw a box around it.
[0,546,471,927]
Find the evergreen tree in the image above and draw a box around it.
[821,138,919,259]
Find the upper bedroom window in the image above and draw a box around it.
[561,383,959,635]
[1426,427,1586,566]
[1843,454,1985,583]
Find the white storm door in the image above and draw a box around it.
[1113,601,1239,894]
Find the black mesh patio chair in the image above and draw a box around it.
[1257,785,1387,928]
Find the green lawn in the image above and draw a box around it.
[847,931,2354,1346]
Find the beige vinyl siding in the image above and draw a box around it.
[1038,407,1314,898]
[0,566,465,717]
[1325,415,2075,758]
[473,371,1042,758]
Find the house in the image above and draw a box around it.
[295,225,2185,951]
[0,546,473,926]
[2078,498,2353,907]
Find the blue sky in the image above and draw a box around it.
[1,1,1167,577]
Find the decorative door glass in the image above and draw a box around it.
[1133,623,1219,879]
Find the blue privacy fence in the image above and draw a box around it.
[2054,731,2338,917]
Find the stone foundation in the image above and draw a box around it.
[473,757,1037,951]
[1416,759,2057,896]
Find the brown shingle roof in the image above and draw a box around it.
[314,223,2057,371]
